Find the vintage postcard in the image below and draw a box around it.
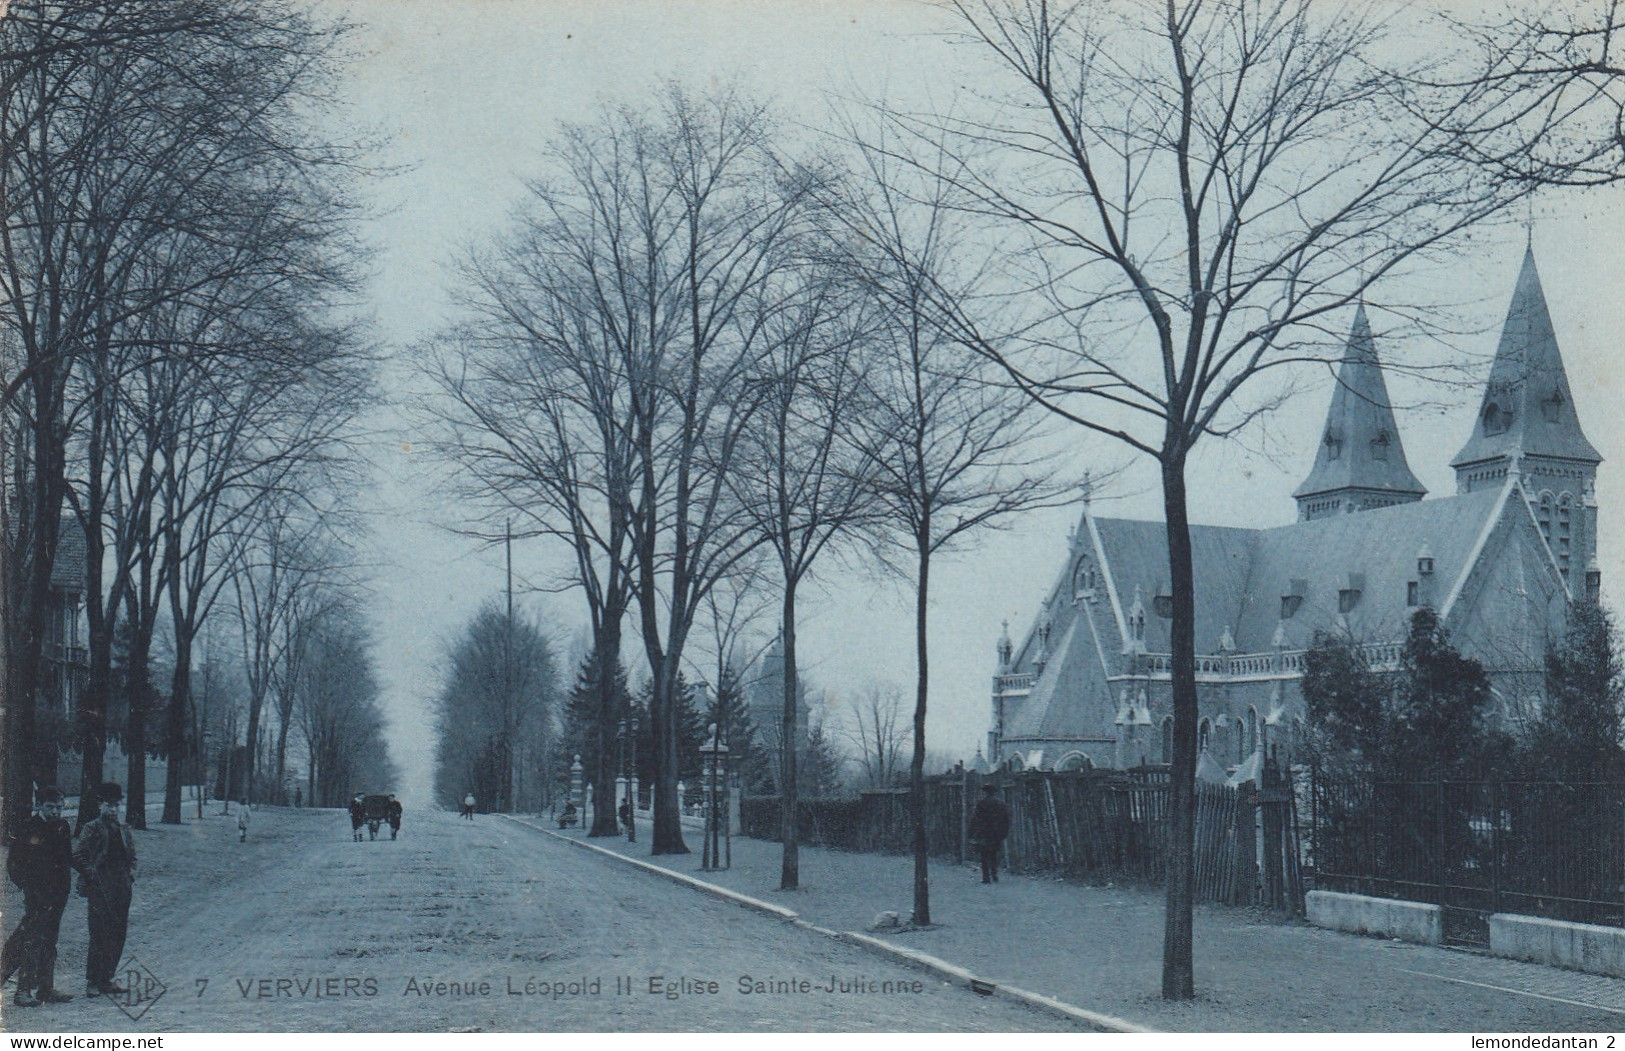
[3,0,1624,1038]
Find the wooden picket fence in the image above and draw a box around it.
[741,762,1304,910]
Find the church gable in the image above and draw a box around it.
[1441,482,1570,673]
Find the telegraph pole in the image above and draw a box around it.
[504,518,515,813]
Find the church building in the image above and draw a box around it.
[986,248,1603,773]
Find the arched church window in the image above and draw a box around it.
[1483,402,1511,436]
[1160,717,1173,765]
[1370,429,1390,462]
[1538,491,1554,545]
[1246,706,1259,756]
[1558,494,1573,567]
[1198,718,1211,754]
[1073,556,1097,599]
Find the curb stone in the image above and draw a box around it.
[837,931,1151,1033]
[500,814,1152,1032]
[500,815,798,920]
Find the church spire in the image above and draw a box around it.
[1453,245,1601,584]
[1452,245,1601,476]
[1294,304,1426,521]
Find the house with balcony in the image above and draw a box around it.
[988,248,1602,772]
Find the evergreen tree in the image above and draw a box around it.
[557,650,631,809]
[1301,631,1387,777]
[1530,601,1624,779]
[1386,607,1509,778]
[802,718,845,797]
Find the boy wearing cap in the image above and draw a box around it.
[72,782,135,997]
[2,787,75,1006]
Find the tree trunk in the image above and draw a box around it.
[779,584,801,890]
[244,685,264,805]
[9,411,63,834]
[650,653,688,854]
[161,634,192,824]
[911,544,931,927]
[588,626,622,838]
[124,642,150,830]
[1160,452,1198,1000]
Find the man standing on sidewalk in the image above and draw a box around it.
[73,783,136,997]
[3,787,75,1006]
[969,784,1011,884]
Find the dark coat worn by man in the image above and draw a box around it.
[968,786,1012,884]
[3,788,75,1005]
[73,784,136,996]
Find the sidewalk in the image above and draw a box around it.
[515,818,1625,1032]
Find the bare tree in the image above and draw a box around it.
[296,614,396,807]
[730,257,877,888]
[840,680,911,790]
[431,602,560,813]
[831,148,1065,927]
[861,0,1625,997]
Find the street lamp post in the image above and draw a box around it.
[699,722,729,871]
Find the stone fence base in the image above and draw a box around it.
[1490,914,1625,978]
[1305,890,1443,945]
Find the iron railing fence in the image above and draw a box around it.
[1311,778,1625,933]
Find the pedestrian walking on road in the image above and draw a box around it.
[2,787,75,1007]
[969,783,1012,884]
[462,793,475,821]
[73,783,136,997]
[237,801,252,842]
[349,795,364,841]
[294,787,302,809]
[387,796,402,840]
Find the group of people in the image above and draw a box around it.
[2,783,137,1008]
[347,795,403,841]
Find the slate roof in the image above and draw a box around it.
[1452,247,1602,467]
[49,514,87,594]
[1294,305,1427,500]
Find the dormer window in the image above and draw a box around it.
[1280,578,1307,620]
[1370,429,1390,461]
[1483,402,1511,436]
[1338,573,1365,613]
[1152,593,1174,618]
[1323,430,1343,461]
[1541,388,1564,423]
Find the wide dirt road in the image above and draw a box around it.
[2,806,1074,1033]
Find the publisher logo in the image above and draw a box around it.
[106,956,165,1021]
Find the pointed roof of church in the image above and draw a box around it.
[1452,246,1601,467]
[1294,305,1427,499]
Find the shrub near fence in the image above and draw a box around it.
[741,766,1294,907]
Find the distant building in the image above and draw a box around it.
[35,514,168,799]
[988,248,1601,772]
[746,633,810,791]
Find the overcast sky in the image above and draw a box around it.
[324,0,1625,806]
